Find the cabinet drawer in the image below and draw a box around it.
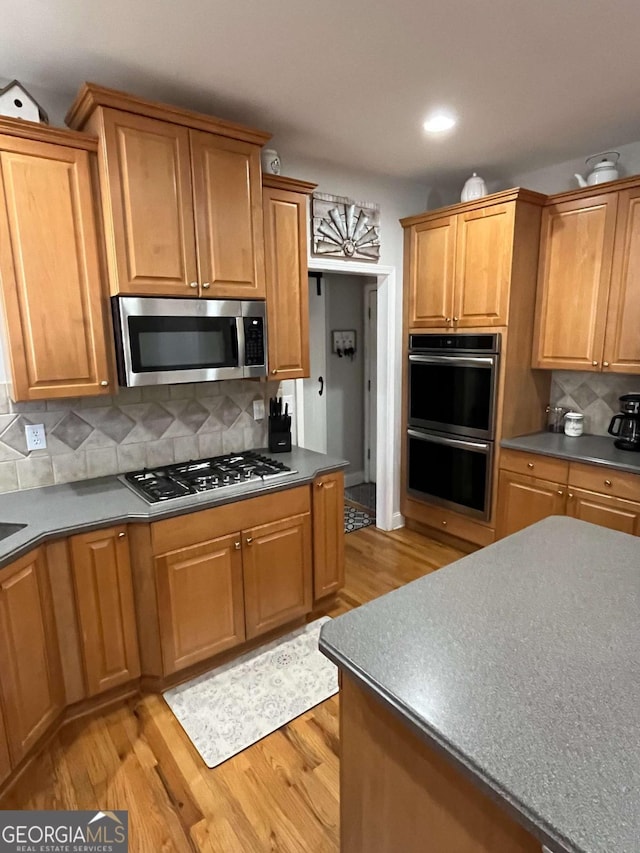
[500,449,569,483]
[151,486,311,554]
[568,462,640,502]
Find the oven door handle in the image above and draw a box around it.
[407,429,490,452]
[408,354,495,368]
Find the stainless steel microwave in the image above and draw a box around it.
[111,296,268,386]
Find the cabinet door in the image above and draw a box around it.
[313,472,345,600]
[100,109,198,296]
[532,194,617,369]
[191,130,265,298]
[566,488,640,535]
[156,534,246,674]
[0,701,10,784]
[70,526,140,696]
[0,549,63,764]
[407,216,456,328]
[496,470,566,539]
[454,202,514,327]
[0,136,110,400]
[263,185,310,379]
[603,187,640,373]
[243,512,312,639]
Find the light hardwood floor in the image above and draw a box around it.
[1,525,464,852]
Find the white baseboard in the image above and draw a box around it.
[344,470,365,488]
[391,512,405,530]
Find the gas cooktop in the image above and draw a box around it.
[120,451,297,504]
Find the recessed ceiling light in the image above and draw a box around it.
[423,113,457,133]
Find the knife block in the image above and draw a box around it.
[268,416,292,453]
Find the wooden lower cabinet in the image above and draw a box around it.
[566,488,640,535]
[70,526,140,696]
[0,549,64,765]
[243,513,312,639]
[313,472,345,599]
[156,533,246,674]
[496,470,566,538]
[0,702,11,785]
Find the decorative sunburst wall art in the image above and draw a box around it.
[311,193,381,261]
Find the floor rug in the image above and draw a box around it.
[345,504,374,533]
[345,481,376,512]
[163,617,337,768]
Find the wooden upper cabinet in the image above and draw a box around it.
[454,202,514,327]
[0,549,64,765]
[67,84,271,299]
[407,215,456,328]
[155,533,246,674]
[191,131,265,298]
[0,128,110,401]
[313,472,345,600]
[97,109,198,296]
[243,512,312,639]
[70,526,140,696]
[532,193,618,370]
[603,187,640,373]
[263,175,316,379]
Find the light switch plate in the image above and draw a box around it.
[25,423,46,451]
[332,329,357,353]
[252,400,265,420]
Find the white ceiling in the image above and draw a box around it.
[4,0,640,182]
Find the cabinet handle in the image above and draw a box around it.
[604,479,612,487]
[246,536,253,545]
[557,490,564,496]
[603,361,610,367]
[118,531,126,538]
[234,541,241,550]
[100,380,109,387]
[592,360,599,366]
[527,462,534,469]
[189,281,198,289]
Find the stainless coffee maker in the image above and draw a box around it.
[608,394,640,451]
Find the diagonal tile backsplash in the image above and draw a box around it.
[0,379,280,493]
[550,371,640,435]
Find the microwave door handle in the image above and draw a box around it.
[408,355,495,368]
[406,429,490,452]
[236,317,246,368]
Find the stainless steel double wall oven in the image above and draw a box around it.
[406,333,501,520]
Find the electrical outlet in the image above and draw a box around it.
[25,423,46,451]
[252,399,265,420]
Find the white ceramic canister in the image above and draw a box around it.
[564,412,584,437]
[261,148,281,175]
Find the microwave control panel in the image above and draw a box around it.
[244,317,266,366]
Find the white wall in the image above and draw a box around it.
[324,274,368,481]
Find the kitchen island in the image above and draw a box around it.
[320,516,640,853]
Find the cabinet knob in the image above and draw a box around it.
[527,462,534,469]
[445,317,452,324]
[246,536,253,545]
[100,380,109,387]
[271,369,277,375]
[453,316,459,323]
[202,282,211,289]
[189,281,198,289]
[557,490,564,496]
[603,361,610,367]
[442,520,447,526]
[568,492,574,499]
[604,479,612,487]
[118,531,126,538]
[592,361,599,366]
[234,541,241,550]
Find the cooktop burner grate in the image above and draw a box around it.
[120,451,297,503]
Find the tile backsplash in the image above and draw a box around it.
[550,371,640,435]
[0,380,280,493]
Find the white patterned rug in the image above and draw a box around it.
[163,617,338,768]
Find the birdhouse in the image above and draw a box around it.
[0,80,48,124]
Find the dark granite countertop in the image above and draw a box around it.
[501,431,640,474]
[320,517,640,853]
[0,447,347,568]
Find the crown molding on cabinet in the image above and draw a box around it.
[262,174,317,194]
[400,187,547,228]
[0,116,98,151]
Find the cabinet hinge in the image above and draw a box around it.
[367,380,371,391]
[368,307,371,319]
[367,448,371,460]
